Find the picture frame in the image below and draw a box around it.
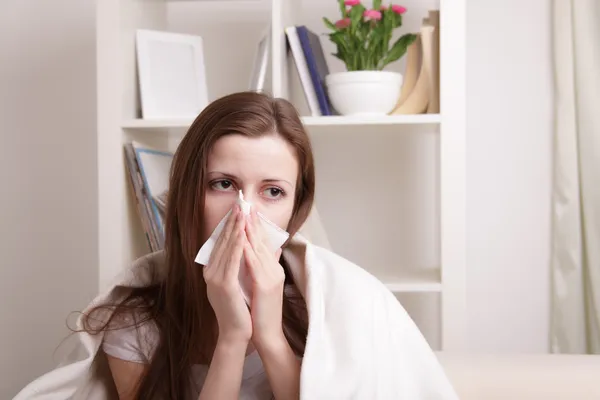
[136,29,209,120]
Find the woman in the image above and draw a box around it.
[98,91,314,399]
[14,91,458,400]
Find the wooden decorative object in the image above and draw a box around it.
[395,34,422,109]
[391,11,440,115]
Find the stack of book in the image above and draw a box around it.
[285,25,336,117]
[124,142,173,252]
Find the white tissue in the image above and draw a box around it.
[195,190,289,304]
[237,190,252,215]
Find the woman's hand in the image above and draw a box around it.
[204,205,252,345]
[244,209,302,400]
[243,209,286,349]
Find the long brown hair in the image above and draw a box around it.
[83,91,315,398]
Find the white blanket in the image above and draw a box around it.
[14,235,458,399]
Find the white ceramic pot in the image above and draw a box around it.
[325,71,403,116]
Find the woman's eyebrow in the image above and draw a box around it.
[263,178,294,187]
[208,171,293,187]
[207,171,239,180]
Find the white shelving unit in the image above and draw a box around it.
[97,0,466,351]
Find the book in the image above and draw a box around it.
[426,10,440,114]
[285,25,337,116]
[295,26,335,116]
[285,26,322,116]
[124,142,173,251]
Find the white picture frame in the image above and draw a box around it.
[136,29,209,120]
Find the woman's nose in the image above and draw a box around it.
[241,190,256,203]
[239,189,262,213]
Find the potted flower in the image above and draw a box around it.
[323,0,417,116]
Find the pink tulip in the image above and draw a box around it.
[363,9,382,20]
[335,18,351,28]
[344,0,360,6]
[380,5,388,10]
[391,4,407,14]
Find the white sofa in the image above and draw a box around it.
[436,352,600,399]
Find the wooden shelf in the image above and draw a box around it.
[381,268,442,293]
[122,118,192,131]
[121,114,440,132]
[303,114,441,127]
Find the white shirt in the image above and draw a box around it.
[102,317,273,400]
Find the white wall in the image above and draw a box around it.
[466,0,553,352]
[0,1,97,398]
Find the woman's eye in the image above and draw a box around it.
[263,187,284,199]
[211,180,234,191]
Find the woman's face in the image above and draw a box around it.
[201,134,299,242]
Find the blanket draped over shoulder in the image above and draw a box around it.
[14,235,458,400]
